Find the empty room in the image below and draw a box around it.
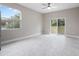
[0,3,79,56]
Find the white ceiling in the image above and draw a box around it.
[19,3,79,13]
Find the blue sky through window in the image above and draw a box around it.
[0,4,20,20]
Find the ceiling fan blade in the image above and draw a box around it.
[42,3,48,6]
[42,7,48,9]
[50,3,55,6]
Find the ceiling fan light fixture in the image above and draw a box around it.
[47,7,51,9]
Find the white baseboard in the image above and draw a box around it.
[66,34,79,39]
[2,33,41,45]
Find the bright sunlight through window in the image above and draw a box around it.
[0,4,22,30]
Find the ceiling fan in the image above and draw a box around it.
[42,3,56,9]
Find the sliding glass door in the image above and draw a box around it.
[51,18,65,34]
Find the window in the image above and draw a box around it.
[0,5,22,30]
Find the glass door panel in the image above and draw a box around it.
[58,19,65,34]
[51,19,58,34]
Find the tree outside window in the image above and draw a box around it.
[0,4,21,30]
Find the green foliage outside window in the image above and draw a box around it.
[1,4,21,30]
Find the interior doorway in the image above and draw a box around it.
[51,18,65,34]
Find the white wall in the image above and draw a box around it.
[43,7,79,36]
[1,3,42,42]
[1,3,79,43]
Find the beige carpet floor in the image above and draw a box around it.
[0,34,79,56]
